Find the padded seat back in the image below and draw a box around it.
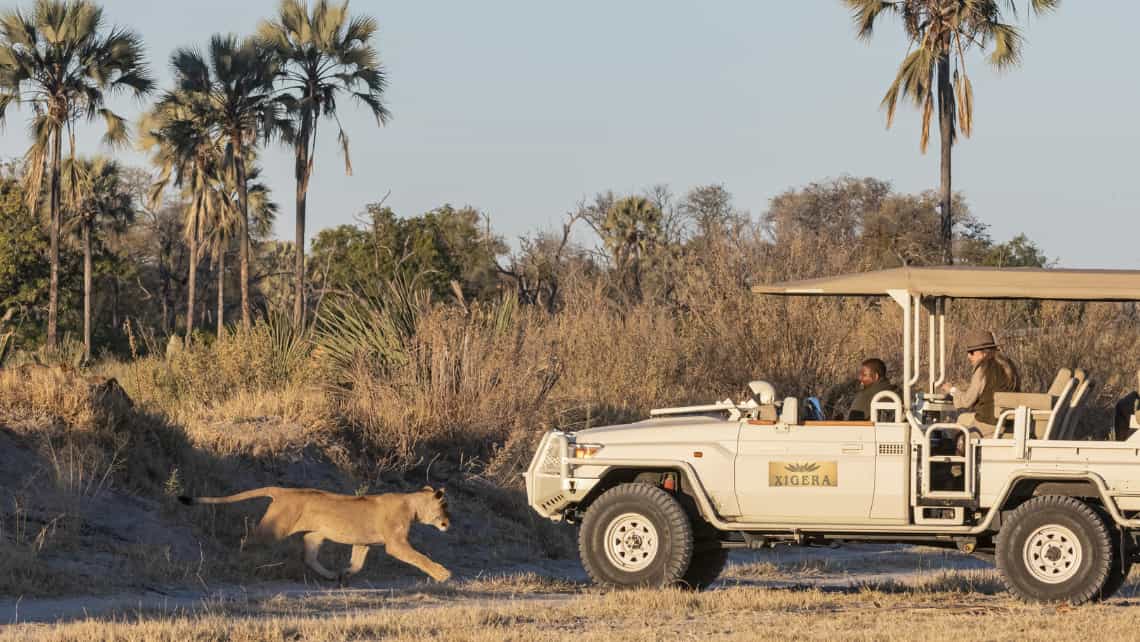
[996,368,1074,416]
[756,404,778,422]
[1055,378,1095,441]
[779,397,799,425]
[1042,377,1077,440]
[1047,368,1074,396]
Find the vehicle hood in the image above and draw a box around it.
[572,415,728,444]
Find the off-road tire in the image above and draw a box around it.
[579,483,693,588]
[1093,505,1132,601]
[681,548,729,590]
[679,516,727,590]
[996,495,1113,604]
[1099,551,1132,601]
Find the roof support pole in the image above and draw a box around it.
[887,289,913,411]
[928,299,937,394]
[936,298,947,389]
[911,294,921,391]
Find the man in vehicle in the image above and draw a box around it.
[847,358,894,421]
[940,330,1021,436]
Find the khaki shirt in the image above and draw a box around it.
[951,355,1019,425]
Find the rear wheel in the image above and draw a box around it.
[1094,505,1132,601]
[579,483,693,588]
[996,496,1113,604]
[1099,554,1132,601]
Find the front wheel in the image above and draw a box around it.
[996,496,1113,604]
[681,547,729,590]
[578,483,693,588]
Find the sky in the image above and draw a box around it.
[1,1,1136,268]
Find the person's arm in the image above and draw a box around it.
[952,367,986,410]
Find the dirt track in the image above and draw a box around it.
[0,544,1023,624]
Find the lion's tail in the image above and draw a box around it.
[178,487,281,506]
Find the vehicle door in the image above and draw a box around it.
[734,420,877,522]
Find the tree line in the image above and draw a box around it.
[0,0,386,360]
[0,0,1058,362]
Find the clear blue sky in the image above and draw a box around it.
[2,1,1135,268]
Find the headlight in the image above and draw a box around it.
[573,443,604,459]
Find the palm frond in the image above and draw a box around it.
[97,107,128,147]
[987,22,1022,70]
[954,70,974,138]
[880,46,933,129]
[266,0,389,175]
[919,89,934,153]
[843,0,898,40]
[336,123,352,175]
[21,132,46,211]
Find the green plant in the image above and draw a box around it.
[314,273,431,382]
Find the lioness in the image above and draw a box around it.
[179,486,452,582]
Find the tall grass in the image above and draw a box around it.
[7,270,1139,482]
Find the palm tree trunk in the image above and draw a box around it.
[235,136,252,330]
[937,53,954,265]
[47,127,62,352]
[216,244,225,337]
[160,240,172,334]
[186,223,198,338]
[293,111,313,329]
[82,217,93,363]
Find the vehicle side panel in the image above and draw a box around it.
[735,422,876,522]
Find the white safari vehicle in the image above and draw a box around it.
[525,267,1140,603]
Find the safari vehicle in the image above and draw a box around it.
[525,267,1140,604]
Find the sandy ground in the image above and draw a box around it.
[0,543,1022,625]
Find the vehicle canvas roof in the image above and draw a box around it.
[751,266,1140,301]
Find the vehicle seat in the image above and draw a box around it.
[755,404,778,422]
[1054,377,1096,441]
[1048,367,1074,396]
[995,367,1071,415]
[802,397,825,422]
[778,397,799,425]
[1040,377,1078,440]
[1113,370,1140,440]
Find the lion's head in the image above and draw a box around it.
[419,486,451,531]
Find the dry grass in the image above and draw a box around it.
[7,581,1140,641]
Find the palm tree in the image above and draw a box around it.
[843,0,1058,264]
[208,160,277,337]
[61,155,131,361]
[259,0,390,327]
[601,196,663,302]
[138,99,225,337]
[169,35,290,330]
[0,0,153,350]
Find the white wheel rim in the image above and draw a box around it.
[603,512,659,572]
[1023,524,1083,584]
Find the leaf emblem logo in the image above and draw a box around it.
[785,462,820,473]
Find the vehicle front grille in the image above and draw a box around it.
[539,436,563,475]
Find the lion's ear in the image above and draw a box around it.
[422,485,434,493]
[433,489,445,499]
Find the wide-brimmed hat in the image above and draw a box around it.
[964,330,999,352]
